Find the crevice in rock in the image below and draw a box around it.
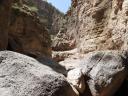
[114,0,124,14]
[7,41,13,51]
[92,8,106,23]
[114,79,128,96]
[82,81,92,96]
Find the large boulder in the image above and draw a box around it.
[0,51,77,96]
[67,50,128,96]
[81,51,128,96]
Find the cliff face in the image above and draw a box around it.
[53,0,128,54]
[52,1,128,95]
[51,0,128,71]
[67,0,128,53]
[0,0,13,50]
[0,0,64,58]
[0,1,128,96]
[23,0,64,35]
[8,0,51,58]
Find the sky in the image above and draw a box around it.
[47,0,71,13]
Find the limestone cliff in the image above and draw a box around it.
[53,0,128,54]
[23,0,64,35]
[56,0,128,53]
[8,0,51,58]
[52,0,128,71]
[52,1,128,95]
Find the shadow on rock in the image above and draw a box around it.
[15,51,67,76]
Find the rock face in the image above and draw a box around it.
[0,51,77,96]
[76,0,127,53]
[0,0,13,50]
[52,15,76,51]
[23,0,64,35]
[80,51,128,96]
[1,0,128,96]
[52,37,76,51]
[8,1,51,58]
[53,0,128,53]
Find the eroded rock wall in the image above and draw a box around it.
[23,0,64,35]
[76,0,128,53]
[54,0,128,54]
[8,0,52,58]
[0,0,52,58]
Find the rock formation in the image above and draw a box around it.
[0,0,65,58]
[52,0,128,95]
[0,51,77,96]
[23,0,64,35]
[54,0,128,53]
[0,0,128,96]
[52,0,128,74]
[8,0,52,58]
[67,50,128,96]
[81,50,128,96]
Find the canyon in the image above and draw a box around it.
[0,0,128,96]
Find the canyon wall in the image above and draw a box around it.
[54,0,128,54]
[7,0,51,58]
[23,0,64,35]
[0,0,65,58]
[0,0,55,58]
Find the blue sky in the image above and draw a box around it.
[47,0,71,13]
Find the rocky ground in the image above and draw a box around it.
[0,0,128,96]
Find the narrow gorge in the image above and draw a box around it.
[0,0,128,96]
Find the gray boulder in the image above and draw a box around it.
[0,51,77,96]
[81,50,128,96]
